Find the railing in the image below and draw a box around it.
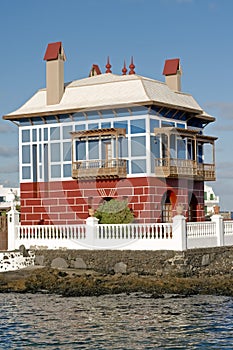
[187,222,216,238]
[97,223,172,240]
[72,159,127,179]
[17,225,86,240]
[10,216,233,251]
[155,158,215,181]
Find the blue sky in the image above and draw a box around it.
[0,0,232,210]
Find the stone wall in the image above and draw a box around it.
[34,246,233,277]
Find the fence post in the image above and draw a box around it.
[85,216,99,248]
[7,207,20,251]
[172,214,187,251]
[211,214,224,246]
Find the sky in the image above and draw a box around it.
[0,0,232,210]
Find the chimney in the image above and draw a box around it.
[43,41,66,105]
[163,58,182,91]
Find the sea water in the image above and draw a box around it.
[0,293,233,349]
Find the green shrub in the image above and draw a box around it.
[94,199,134,224]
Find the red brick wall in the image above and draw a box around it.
[20,177,205,225]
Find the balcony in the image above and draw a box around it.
[155,158,216,181]
[72,159,127,180]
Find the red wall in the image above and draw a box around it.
[20,177,205,225]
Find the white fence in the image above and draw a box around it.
[6,209,233,251]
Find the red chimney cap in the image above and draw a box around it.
[44,41,64,61]
[163,58,180,76]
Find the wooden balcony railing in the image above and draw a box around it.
[155,158,215,181]
[72,159,127,180]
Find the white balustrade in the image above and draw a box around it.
[187,222,216,238]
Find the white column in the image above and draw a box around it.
[172,214,187,251]
[85,216,99,248]
[7,208,20,251]
[211,214,224,246]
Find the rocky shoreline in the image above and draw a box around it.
[1,266,233,298]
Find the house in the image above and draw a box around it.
[204,184,220,218]
[3,42,217,225]
[0,185,20,212]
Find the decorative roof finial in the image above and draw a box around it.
[129,56,135,75]
[122,60,127,75]
[105,56,112,73]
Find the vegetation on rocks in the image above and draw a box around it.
[1,267,233,298]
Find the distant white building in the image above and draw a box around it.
[0,185,20,211]
[204,184,219,217]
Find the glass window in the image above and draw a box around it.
[22,129,30,143]
[88,140,99,159]
[161,120,175,127]
[101,122,111,129]
[50,143,60,162]
[51,165,61,178]
[75,124,85,131]
[22,166,31,179]
[131,136,146,157]
[88,123,99,130]
[150,136,160,158]
[63,142,71,161]
[39,129,42,142]
[50,127,60,140]
[114,121,128,134]
[150,119,159,133]
[119,137,128,157]
[177,139,186,159]
[22,145,30,164]
[131,159,146,174]
[76,141,86,161]
[44,128,48,141]
[130,119,146,134]
[63,125,72,140]
[63,164,71,177]
[177,123,185,129]
[32,129,37,142]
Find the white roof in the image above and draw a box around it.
[5,73,205,118]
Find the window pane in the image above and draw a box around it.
[22,145,30,163]
[44,128,48,141]
[76,141,86,160]
[51,143,60,162]
[88,123,99,130]
[119,137,128,157]
[63,142,71,161]
[22,166,31,179]
[130,119,145,134]
[22,129,30,143]
[75,124,85,131]
[177,139,186,159]
[51,165,61,178]
[63,125,72,140]
[132,159,146,173]
[150,136,160,158]
[50,127,60,140]
[101,122,111,129]
[32,129,37,142]
[63,164,71,177]
[88,140,99,159]
[114,121,128,134]
[161,120,175,127]
[150,119,159,133]
[131,136,146,156]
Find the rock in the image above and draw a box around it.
[114,262,127,274]
[51,257,68,269]
[35,255,44,266]
[202,254,210,266]
[19,245,29,257]
[73,258,87,269]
